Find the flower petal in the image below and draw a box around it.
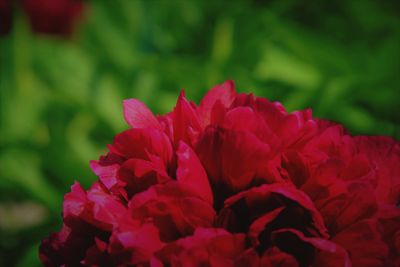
[110,128,173,164]
[90,161,119,191]
[332,219,388,267]
[196,127,271,193]
[129,182,216,242]
[272,229,351,267]
[172,91,202,146]
[198,80,236,126]
[177,141,213,205]
[123,99,161,129]
[224,183,328,238]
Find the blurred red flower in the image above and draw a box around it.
[0,0,84,37]
[23,0,84,36]
[0,0,13,35]
[40,81,400,266]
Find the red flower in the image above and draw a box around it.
[0,0,13,35]
[40,81,400,266]
[23,0,84,36]
[0,0,84,37]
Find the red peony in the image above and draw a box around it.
[0,0,13,35]
[40,81,400,266]
[0,0,84,37]
[22,0,84,36]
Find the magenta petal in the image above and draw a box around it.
[123,99,162,129]
[172,91,202,146]
[63,182,87,218]
[196,127,271,192]
[129,182,216,241]
[198,80,236,126]
[176,141,213,205]
[86,184,127,229]
[355,136,400,205]
[248,207,285,246]
[110,128,173,164]
[90,160,119,190]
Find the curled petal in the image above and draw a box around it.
[248,207,285,246]
[271,229,351,267]
[90,161,119,191]
[63,182,127,231]
[224,183,328,238]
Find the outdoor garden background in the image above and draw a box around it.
[0,0,399,266]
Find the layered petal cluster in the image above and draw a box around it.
[40,81,400,267]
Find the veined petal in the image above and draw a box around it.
[123,99,162,129]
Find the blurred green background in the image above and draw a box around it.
[0,0,399,266]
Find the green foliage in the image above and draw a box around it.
[0,0,399,265]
